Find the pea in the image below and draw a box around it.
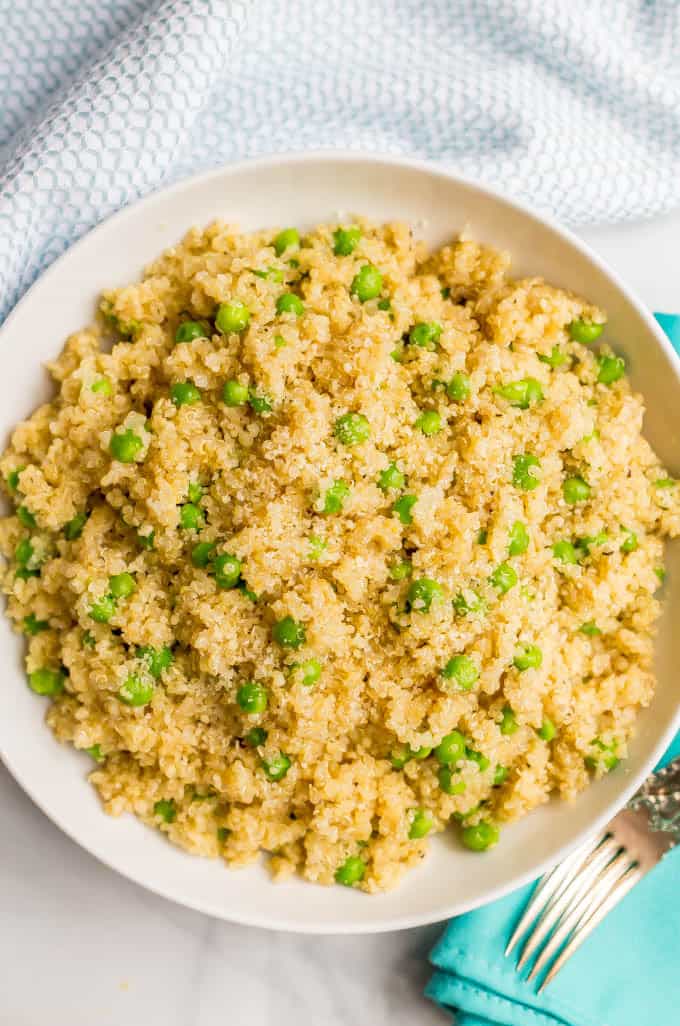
[620,528,638,554]
[655,566,666,583]
[274,228,300,256]
[248,393,273,415]
[335,855,366,886]
[390,743,431,768]
[7,467,24,492]
[322,479,350,514]
[538,346,568,368]
[494,378,543,409]
[85,744,104,763]
[512,454,541,490]
[462,820,499,851]
[273,334,287,349]
[261,752,291,781]
[500,705,518,735]
[654,477,676,490]
[446,373,470,401]
[377,298,392,311]
[276,292,304,317]
[237,681,268,714]
[568,319,604,344]
[441,655,479,692]
[89,595,116,623]
[333,226,361,256]
[596,354,625,385]
[251,266,284,282]
[409,322,442,350]
[378,462,405,492]
[137,530,155,550]
[272,616,306,649]
[17,505,36,528]
[477,529,488,545]
[64,512,88,540]
[222,379,249,406]
[109,429,143,463]
[82,631,96,648]
[537,717,557,742]
[350,264,383,302]
[154,799,176,824]
[23,613,48,635]
[109,572,136,598]
[493,765,508,786]
[389,559,413,581]
[334,412,370,446]
[585,738,619,773]
[467,749,490,772]
[213,553,242,589]
[563,476,591,504]
[179,503,204,531]
[415,410,442,436]
[245,726,268,747]
[392,494,417,524]
[91,376,113,396]
[118,674,154,707]
[137,645,173,679]
[513,644,542,671]
[175,321,207,344]
[553,540,578,564]
[293,658,322,687]
[489,562,518,595]
[192,541,216,567]
[15,567,40,580]
[435,730,467,765]
[579,621,601,637]
[28,667,64,696]
[408,808,434,840]
[453,590,486,617]
[171,381,201,407]
[508,521,529,557]
[407,577,444,613]
[15,538,33,565]
[215,301,250,334]
[307,535,327,560]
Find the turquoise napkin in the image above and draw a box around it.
[426,313,680,1026]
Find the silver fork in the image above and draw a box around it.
[505,755,680,990]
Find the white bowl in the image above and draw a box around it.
[2,153,679,933]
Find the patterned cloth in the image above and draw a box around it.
[2,0,680,321]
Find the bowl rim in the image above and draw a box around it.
[2,149,680,933]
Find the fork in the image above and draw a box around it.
[505,755,680,990]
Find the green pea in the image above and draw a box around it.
[389,743,431,769]
[276,292,304,317]
[408,808,434,840]
[261,752,292,781]
[222,379,249,406]
[377,298,392,311]
[23,613,48,635]
[15,567,40,580]
[513,644,542,671]
[597,354,625,385]
[85,744,104,763]
[415,409,442,436]
[553,540,578,564]
[452,590,486,617]
[307,535,327,560]
[64,512,88,540]
[538,717,556,741]
[175,321,207,344]
[477,529,488,545]
[508,521,529,557]
[245,726,268,747]
[437,765,465,796]
[462,820,499,851]
[137,645,173,679]
[322,479,350,514]
[512,454,541,490]
[15,538,34,566]
[585,738,619,773]
[118,674,154,707]
[184,483,203,506]
[17,505,36,528]
[251,266,284,282]
[89,595,117,623]
[350,264,383,302]
[389,559,413,581]
[538,346,568,368]
[334,412,370,446]
[249,392,273,415]
[655,566,666,584]
[563,476,591,504]
[109,429,143,463]
[28,667,64,696]
[190,541,215,568]
[7,467,24,492]
[568,319,604,344]
[407,577,444,613]
[392,494,417,525]
[435,730,467,765]
[409,322,442,350]
[272,616,306,649]
[273,334,287,349]
[333,226,361,256]
[293,658,322,687]
[153,799,176,824]
[213,553,242,589]
[137,530,155,550]
[171,381,201,407]
[466,749,490,772]
[441,655,479,692]
[82,631,96,648]
[335,855,366,886]
[493,765,508,786]
[500,705,518,735]
[378,462,405,492]
[446,372,470,401]
[237,681,268,714]
[109,572,136,598]
[274,228,300,256]
[654,477,676,490]
[489,562,518,595]
[179,503,204,531]
[494,378,543,409]
[215,301,250,335]
[579,621,601,637]
[91,376,113,396]
[620,528,638,553]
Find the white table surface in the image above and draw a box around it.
[2,208,679,1026]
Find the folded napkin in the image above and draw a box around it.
[3,1,680,321]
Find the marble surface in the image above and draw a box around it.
[2,209,680,1026]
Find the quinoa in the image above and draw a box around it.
[1,218,678,892]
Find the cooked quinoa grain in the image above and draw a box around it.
[1,218,678,893]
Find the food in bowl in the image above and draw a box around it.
[1,218,677,893]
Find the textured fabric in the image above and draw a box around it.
[2,0,680,321]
